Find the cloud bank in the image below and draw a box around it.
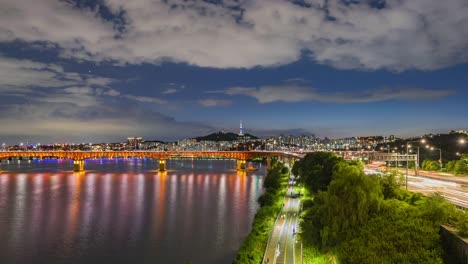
[212,85,456,103]
[0,55,210,143]
[0,0,467,70]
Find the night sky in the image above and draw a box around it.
[0,0,467,144]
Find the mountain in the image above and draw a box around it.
[194,131,258,142]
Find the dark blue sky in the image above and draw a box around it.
[0,0,467,144]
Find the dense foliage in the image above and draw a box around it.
[291,152,343,193]
[420,155,468,175]
[233,159,288,264]
[293,152,468,264]
[422,159,441,171]
[445,155,468,175]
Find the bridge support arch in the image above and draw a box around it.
[159,159,167,172]
[266,156,271,171]
[236,159,246,171]
[73,160,85,172]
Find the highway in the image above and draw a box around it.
[407,174,468,208]
[263,186,301,264]
[365,167,468,208]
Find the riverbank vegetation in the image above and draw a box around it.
[233,159,289,264]
[293,152,468,264]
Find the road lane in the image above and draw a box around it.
[263,186,301,264]
[365,167,468,208]
[408,175,468,208]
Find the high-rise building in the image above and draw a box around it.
[239,120,244,136]
[127,137,143,150]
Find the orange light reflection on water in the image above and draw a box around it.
[0,160,266,264]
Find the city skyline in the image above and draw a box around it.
[1,0,467,144]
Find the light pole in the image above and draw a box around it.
[406,139,425,190]
[425,145,442,169]
[458,139,466,156]
[432,147,442,169]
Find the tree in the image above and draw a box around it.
[303,162,383,248]
[339,200,444,264]
[422,159,441,171]
[297,152,461,264]
[418,194,458,226]
[453,156,468,175]
[292,152,343,193]
[263,170,281,190]
[378,170,404,199]
[446,160,457,173]
[258,192,275,207]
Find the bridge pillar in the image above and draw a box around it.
[266,156,271,171]
[159,159,167,172]
[73,160,85,172]
[236,159,246,171]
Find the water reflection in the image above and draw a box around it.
[0,159,264,264]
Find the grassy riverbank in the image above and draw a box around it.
[233,160,289,264]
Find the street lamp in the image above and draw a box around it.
[381,144,391,168]
[426,145,442,169]
[405,139,426,189]
[457,139,467,157]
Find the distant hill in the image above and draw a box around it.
[194,131,258,142]
[379,131,468,162]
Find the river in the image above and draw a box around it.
[0,158,265,264]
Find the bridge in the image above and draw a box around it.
[0,151,304,172]
[0,150,417,172]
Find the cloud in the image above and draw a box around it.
[212,85,456,103]
[0,55,216,144]
[0,103,214,144]
[1,0,467,70]
[0,55,168,107]
[0,56,75,90]
[0,56,114,92]
[162,88,178,94]
[123,95,167,104]
[198,98,233,107]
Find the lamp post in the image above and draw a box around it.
[405,139,426,190]
[425,145,442,169]
[432,147,442,169]
[458,139,466,157]
[381,145,391,169]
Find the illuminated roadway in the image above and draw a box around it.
[263,186,301,264]
[365,168,468,209]
[407,174,468,208]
